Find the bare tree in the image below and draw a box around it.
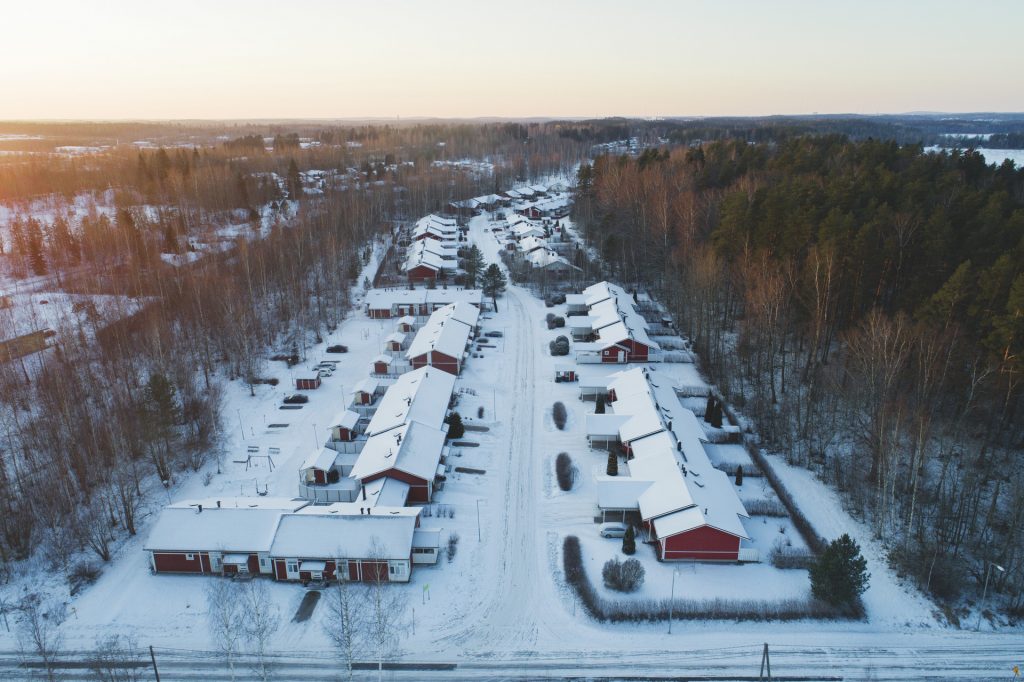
[206,579,243,681]
[323,578,368,681]
[16,594,65,682]
[241,580,279,682]
[365,540,410,681]
[87,633,144,682]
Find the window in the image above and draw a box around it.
[286,561,298,574]
[185,553,195,561]
[260,557,268,567]
[413,548,435,555]
[388,562,407,577]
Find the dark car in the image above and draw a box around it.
[326,345,348,353]
[484,331,503,338]
[283,394,309,404]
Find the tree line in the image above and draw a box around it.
[574,136,1024,612]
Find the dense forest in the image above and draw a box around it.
[0,121,589,585]
[574,137,1024,613]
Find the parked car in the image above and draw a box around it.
[326,344,348,353]
[316,361,338,368]
[484,331,503,338]
[599,523,628,538]
[283,394,309,405]
[318,369,333,378]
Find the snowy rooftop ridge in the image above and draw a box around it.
[405,302,479,361]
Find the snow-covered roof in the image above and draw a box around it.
[528,184,548,194]
[361,476,411,508]
[353,377,380,395]
[586,413,631,438]
[143,498,309,553]
[397,315,416,326]
[596,477,654,510]
[364,288,483,311]
[364,366,456,436]
[518,236,548,253]
[529,249,577,270]
[410,238,458,259]
[349,420,447,483]
[413,528,441,549]
[405,302,477,362]
[590,367,749,541]
[330,410,360,431]
[302,446,340,472]
[385,332,407,344]
[270,505,420,560]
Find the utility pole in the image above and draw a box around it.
[149,645,161,682]
[668,568,678,634]
[977,561,1006,631]
[759,642,771,681]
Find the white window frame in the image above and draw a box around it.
[185,553,195,561]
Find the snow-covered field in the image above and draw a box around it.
[926,145,1024,167]
[0,204,1020,680]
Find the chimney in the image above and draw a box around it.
[197,504,203,514]
[216,500,221,508]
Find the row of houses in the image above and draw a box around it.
[144,497,434,582]
[566,282,660,363]
[587,367,753,562]
[371,300,479,376]
[363,287,483,319]
[446,182,569,217]
[144,292,483,583]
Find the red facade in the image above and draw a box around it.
[407,265,438,284]
[296,377,321,390]
[373,360,390,374]
[153,551,209,574]
[600,339,651,363]
[409,351,459,376]
[360,470,426,504]
[652,523,741,562]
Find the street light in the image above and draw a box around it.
[668,567,679,634]
[476,499,482,542]
[977,561,1005,631]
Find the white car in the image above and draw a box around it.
[318,369,333,378]
[599,523,628,538]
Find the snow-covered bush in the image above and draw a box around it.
[555,452,575,491]
[602,557,645,593]
[552,402,567,430]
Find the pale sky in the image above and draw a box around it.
[2,0,1022,120]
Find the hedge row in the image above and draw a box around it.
[562,536,862,622]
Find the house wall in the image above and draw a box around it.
[360,470,427,504]
[152,551,209,574]
[657,524,741,561]
[368,308,392,319]
[407,265,438,284]
[410,350,459,376]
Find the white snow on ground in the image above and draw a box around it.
[2,207,1020,680]
[926,145,1024,167]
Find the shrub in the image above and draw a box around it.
[595,395,605,414]
[546,312,556,324]
[810,534,870,606]
[477,406,484,419]
[622,525,636,555]
[555,452,575,491]
[602,557,645,592]
[744,498,788,517]
[552,402,567,430]
[552,316,565,328]
[735,465,744,486]
[549,335,570,356]
[606,450,618,476]
[446,533,459,563]
[445,412,465,439]
[769,546,817,570]
[68,561,100,595]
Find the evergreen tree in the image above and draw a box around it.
[481,264,507,312]
[735,465,743,486]
[606,450,618,476]
[463,245,485,288]
[595,395,606,414]
[25,219,47,276]
[286,158,302,199]
[810,534,870,606]
[445,412,465,439]
[621,524,636,555]
[49,216,80,265]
